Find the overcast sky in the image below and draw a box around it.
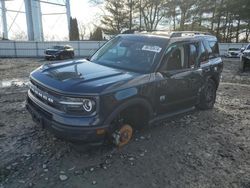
[0,0,102,40]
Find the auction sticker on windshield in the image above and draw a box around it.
[142,45,162,53]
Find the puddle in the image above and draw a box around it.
[0,78,29,88]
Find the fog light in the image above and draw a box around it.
[96,129,106,135]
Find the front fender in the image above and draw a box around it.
[103,97,153,129]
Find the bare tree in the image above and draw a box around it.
[12,31,27,41]
[78,22,86,40]
[140,0,166,31]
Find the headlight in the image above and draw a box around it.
[243,52,250,56]
[82,99,95,112]
[60,97,97,115]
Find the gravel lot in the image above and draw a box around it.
[0,58,250,188]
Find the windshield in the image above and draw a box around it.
[228,48,240,51]
[90,35,167,73]
[247,45,250,50]
[53,46,64,50]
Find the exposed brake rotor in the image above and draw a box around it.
[113,124,133,147]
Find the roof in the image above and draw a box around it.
[135,30,217,41]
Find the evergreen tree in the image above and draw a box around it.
[90,27,103,40]
[69,17,80,41]
[101,0,129,35]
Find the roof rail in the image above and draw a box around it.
[130,30,213,38]
[170,31,211,38]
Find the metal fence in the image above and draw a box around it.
[0,41,248,58]
[218,43,247,56]
[0,41,106,58]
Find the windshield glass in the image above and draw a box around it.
[247,45,250,50]
[228,48,240,51]
[90,35,167,73]
[53,46,64,50]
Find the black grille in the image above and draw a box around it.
[27,97,52,119]
[29,79,62,110]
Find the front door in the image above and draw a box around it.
[156,41,201,114]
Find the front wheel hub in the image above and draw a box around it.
[113,124,133,147]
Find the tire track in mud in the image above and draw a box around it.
[221,82,250,87]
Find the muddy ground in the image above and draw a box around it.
[0,58,250,188]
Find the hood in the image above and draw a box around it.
[30,60,145,95]
[243,49,250,53]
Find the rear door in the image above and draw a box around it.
[186,42,204,105]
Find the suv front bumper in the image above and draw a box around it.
[26,90,109,143]
[45,54,59,60]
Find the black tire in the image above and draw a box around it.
[197,79,217,110]
[59,54,64,60]
[240,59,245,72]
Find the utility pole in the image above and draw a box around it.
[24,0,43,41]
[66,0,71,38]
[0,0,8,39]
[139,0,141,31]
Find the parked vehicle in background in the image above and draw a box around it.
[240,44,250,72]
[26,31,223,147]
[44,45,74,60]
[224,48,241,58]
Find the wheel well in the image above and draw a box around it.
[111,103,151,130]
[209,76,219,89]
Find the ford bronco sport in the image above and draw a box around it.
[26,31,223,146]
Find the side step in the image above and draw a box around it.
[149,106,195,125]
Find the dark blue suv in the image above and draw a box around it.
[26,31,223,146]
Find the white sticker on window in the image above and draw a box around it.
[142,45,162,53]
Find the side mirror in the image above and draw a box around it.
[161,71,174,78]
[86,56,91,61]
[241,47,245,52]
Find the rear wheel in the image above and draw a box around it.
[59,54,64,60]
[240,58,246,72]
[197,79,217,110]
[70,52,74,59]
